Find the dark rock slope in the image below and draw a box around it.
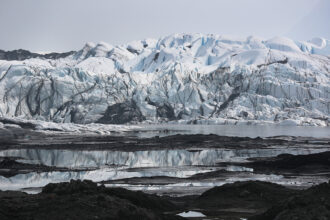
[193,181,297,218]
[0,179,329,220]
[0,49,75,61]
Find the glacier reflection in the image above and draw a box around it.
[0,147,326,168]
[0,146,328,193]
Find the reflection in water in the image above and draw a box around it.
[104,173,283,194]
[0,145,328,193]
[0,166,217,191]
[0,147,326,168]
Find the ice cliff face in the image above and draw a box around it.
[0,34,329,126]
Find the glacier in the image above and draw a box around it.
[0,34,329,126]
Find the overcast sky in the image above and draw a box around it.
[0,0,328,52]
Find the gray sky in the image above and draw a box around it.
[0,0,328,52]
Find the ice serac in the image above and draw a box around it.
[0,34,329,126]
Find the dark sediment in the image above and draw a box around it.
[0,157,92,177]
[1,129,329,152]
[96,101,146,124]
[0,117,329,152]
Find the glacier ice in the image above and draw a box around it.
[0,34,329,126]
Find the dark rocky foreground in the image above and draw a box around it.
[193,181,297,218]
[249,181,330,220]
[0,179,329,220]
[0,180,182,220]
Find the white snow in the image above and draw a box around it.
[265,37,302,52]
